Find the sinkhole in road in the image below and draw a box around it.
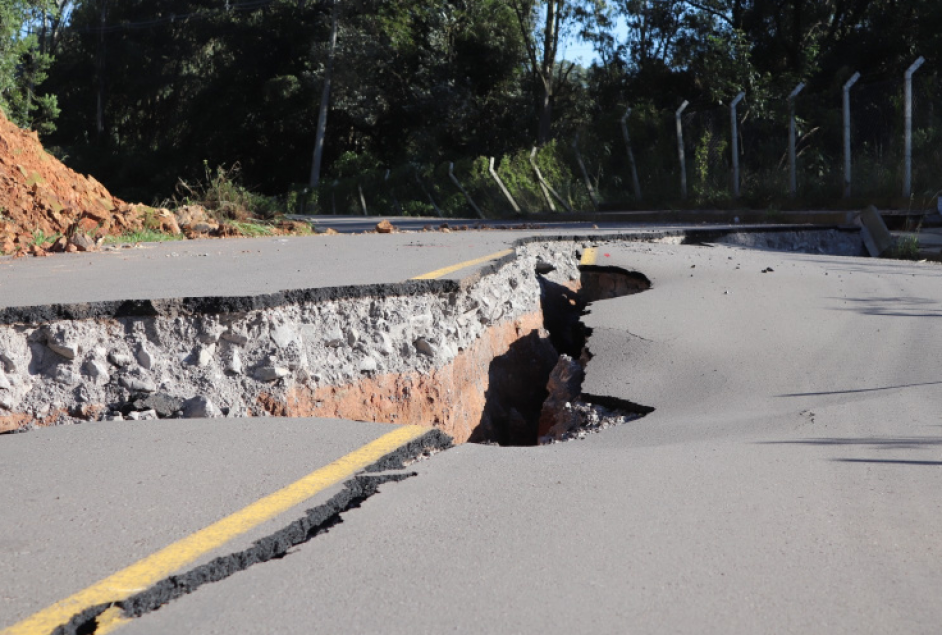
[471,264,655,446]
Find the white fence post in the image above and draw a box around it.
[620,106,642,201]
[787,82,805,199]
[676,100,689,200]
[730,91,745,198]
[843,72,860,198]
[357,182,368,216]
[529,147,573,212]
[904,56,925,198]
[488,157,522,214]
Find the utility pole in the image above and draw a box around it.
[309,0,339,190]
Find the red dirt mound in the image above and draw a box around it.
[0,110,178,256]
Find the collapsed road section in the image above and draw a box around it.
[0,227,865,445]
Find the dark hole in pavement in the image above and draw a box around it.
[470,265,652,447]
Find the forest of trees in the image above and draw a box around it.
[2,0,942,212]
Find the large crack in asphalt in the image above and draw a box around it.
[50,429,452,635]
[1,228,862,442]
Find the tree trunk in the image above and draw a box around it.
[537,0,560,145]
[309,0,339,189]
[95,0,107,144]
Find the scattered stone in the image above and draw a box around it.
[103,412,124,421]
[197,323,226,345]
[762,267,774,273]
[0,395,13,410]
[0,373,9,391]
[0,353,15,373]
[127,409,158,421]
[538,355,586,440]
[45,328,81,359]
[375,219,395,234]
[132,393,184,418]
[182,396,221,418]
[53,367,80,386]
[220,330,249,346]
[192,346,215,367]
[271,324,298,349]
[255,365,290,382]
[136,345,155,370]
[68,232,97,252]
[82,359,111,384]
[359,356,378,372]
[119,377,157,393]
[108,351,133,367]
[414,338,437,357]
[226,349,243,375]
[373,331,394,355]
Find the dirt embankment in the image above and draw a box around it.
[0,110,184,256]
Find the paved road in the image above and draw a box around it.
[3,228,941,633]
[0,223,651,309]
[121,242,941,634]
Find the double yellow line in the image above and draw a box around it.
[3,425,428,635]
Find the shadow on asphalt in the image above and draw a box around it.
[761,436,942,449]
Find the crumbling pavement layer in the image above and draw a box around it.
[0,228,864,443]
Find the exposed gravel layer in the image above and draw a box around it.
[0,228,864,438]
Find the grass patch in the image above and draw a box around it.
[226,220,277,237]
[887,234,922,260]
[104,229,185,245]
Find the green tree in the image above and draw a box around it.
[0,0,61,132]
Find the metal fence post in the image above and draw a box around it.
[676,100,689,200]
[488,157,522,214]
[904,56,925,198]
[447,163,483,219]
[357,182,368,216]
[730,92,745,198]
[843,72,860,198]
[787,82,805,199]
[572,133,599,210]
[528,147,572,212]
[620,106,642,201]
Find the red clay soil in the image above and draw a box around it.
[258,313,549,444]
[0,110,179,256]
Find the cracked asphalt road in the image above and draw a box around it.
[3,228,942,634]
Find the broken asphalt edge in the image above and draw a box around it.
[0,225,854,325]
[49,428,452,635]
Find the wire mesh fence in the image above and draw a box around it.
[299,71,942,217]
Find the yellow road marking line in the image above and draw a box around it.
[411,249,514,280]
[580,247,598,266]
[2,425,428,635]
[94,607,129,635]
